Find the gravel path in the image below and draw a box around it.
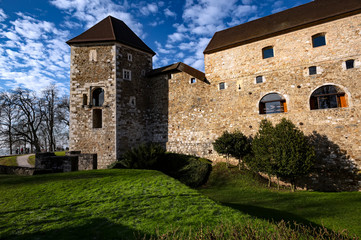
[16,154,34,168]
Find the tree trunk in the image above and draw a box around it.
[268,174,271,188]
[277,177,280,190]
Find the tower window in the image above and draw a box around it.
[127,53,132,61]
[256,76,263,84]
[312,33,326,48]
[123,69,132,80]
[309,66,317,75]
[310,85,347,110]
[190,78,196,84]
[346,59,354,69]
[262,46,274,59]
[93,109,102,128]
[92,88,104,107]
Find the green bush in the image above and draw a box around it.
[118,143,165,169]
[157,153,212,188]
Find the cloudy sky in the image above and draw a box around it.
[0,0,310,94]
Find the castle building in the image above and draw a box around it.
[67,0,361,190]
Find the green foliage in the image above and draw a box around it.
[158,153,212,188]
[0,156,17,166]
[119,143,166,169]
[213,130,251,168]
[249,118,316,191]
[0,170,271,240]
[200,163,361,237]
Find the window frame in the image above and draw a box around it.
[127,53,133,62]
[123,69,132,81]
[190,77,196,84]
[308,66,317,75]
[262,46,274,59]
[346,59,355,69]
[256,76,263,84]
[259,93,287,115]
[310,85,347,110]
[92,88,104,107]
[219,82,226,90]
[92,109,102,129]
[312,33,326,48]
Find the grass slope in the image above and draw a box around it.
[0,169,269,240]
[199,163,361,237]
[0,156,17,166]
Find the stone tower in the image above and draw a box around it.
[67,16,155,169]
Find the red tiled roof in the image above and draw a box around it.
[67,16,155,56]
[204,0,361,54]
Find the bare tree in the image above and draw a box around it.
[12,88,43,153]
[42,85,57,152]
[0,92,18,154]
[56,95,70,126]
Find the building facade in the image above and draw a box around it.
[68,0,361,190]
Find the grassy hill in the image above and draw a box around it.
[0,169,272,240]
[199,163,361,237]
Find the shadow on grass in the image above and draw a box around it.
[222,202,344,237]
[2,217,152,240]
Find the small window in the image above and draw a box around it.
[310,85,347,110]
[141,69,146,76]
[127,53,132,61]
[123,69,131,80]
[93,109,102,128]
[92,88,104,107]
[312,33,326,48]
[190,78,196,84]
[262,46,274,59]
[309,66,317,75]
[346,60,354,69]
[219,82,225,90]
[259,93,287,114]
[256,76,263,84]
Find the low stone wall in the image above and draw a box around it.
[0,165,54,176]
[35,152,97,172]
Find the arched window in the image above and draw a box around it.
[259,93,287,114]
[92,88,104,107]
[310,85,347,110]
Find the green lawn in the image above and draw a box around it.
[198,163,361,237]
[0,169,271,240]
[0,156,17,166]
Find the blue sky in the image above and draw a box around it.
[0,0,311,94]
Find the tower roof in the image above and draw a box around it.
[204,0,361,54]
[67,16,155,56]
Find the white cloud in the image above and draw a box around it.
[140,3,159,16]
[164,8,177,18]
[168,32,186,42]
[0,13,70,93]
[0,9,7,22]
[50,0,144,36]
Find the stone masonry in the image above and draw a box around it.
[68,2,361,190]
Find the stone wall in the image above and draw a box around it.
[148,13,361,190]
[69,43,117,169]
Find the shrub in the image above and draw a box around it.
[118,143,165,169]
[251,118,315,191]
[157,153,212,188]
[213,130,251,169]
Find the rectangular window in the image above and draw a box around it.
[346,60,354,69]
[127,53,132,61]
[82,94,87,105]
[123,69,131,80]
[256,76,263,84]
[312,34,326,48]
[262,46,274,59]
[219,82,225,90]
[190,78,196,84]
[309,66,317,75]
[93,109,102,128]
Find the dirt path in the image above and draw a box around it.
[16,154,34,168]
